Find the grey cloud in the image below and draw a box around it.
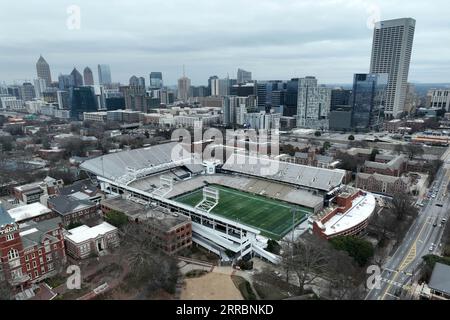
[0,0,449,84]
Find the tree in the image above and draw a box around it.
[369,148,379,161]
[314,131,322,137]
[390,192,418,221]
[425,159,443,186]
[281,144,296,156]
[326,249,364,299]
[348,135,355,141]
[336,150,364,173]
[66,221,83,230]
[393,144,404,155]
[266,239,281,255]
[322,141,331,151]
[0,140,13,152]
[0,280,13,300]
[404,144,424,160]
[61,138,87,158]
[369,209,398,245]
[330,236,374,267]
[280,234,330,295]
[119,224,179,296]
[105,210,129,229]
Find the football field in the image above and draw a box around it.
[173,184,312,240]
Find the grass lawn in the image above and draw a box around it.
[174,184,311,240]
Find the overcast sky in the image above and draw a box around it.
[1,0,449,85]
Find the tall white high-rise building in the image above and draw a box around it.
[296,76,331,129]
[33,78,47,99]
[210,78,229,96]
[177,76,191,102]
[237,68,252,84]
[370,18,416,118]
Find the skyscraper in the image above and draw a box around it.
[129,75,140,86]
[58,74,74,90]
[237,68,252,84]
[69,86,98,120]
[149,72,163,89]
[36,55,52,87]
[33,78,47,99]
[83,67,94,85]
[71,68,83,87]
[177,74,191,102]
[370,18,415,118]
[98,64,112,85]
[285,78,299,117]
[138,77,145,88]
[330,88,352,111]
[296,76,331,129]
[350,73,388,131]
[208,76,218,96]
[21,82,35,101]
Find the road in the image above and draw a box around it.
[366,148,450,300]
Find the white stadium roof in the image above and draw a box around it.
[80,142,191,183]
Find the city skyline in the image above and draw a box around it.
[1,0,450,85]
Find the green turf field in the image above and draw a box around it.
[173,184,312,240]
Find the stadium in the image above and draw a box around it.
[80,141,360,263]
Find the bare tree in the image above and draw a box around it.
[390,192,418,221]
[393,144,404,155]
[326,250,364,300]
[280,234,330,295]
[403,144,424,160]
[118,223,178,296]
[0,280,13,300]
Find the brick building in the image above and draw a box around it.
[13,177,64,205]
[0,202,66,288]
[58,180,104,204]
[142,212,192,255]
[309,188,376,239]
[356,172,410,196]
[47,195,98,227]
[64,222,119,259]
[363,154,406,177]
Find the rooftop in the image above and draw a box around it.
[65,221,117,244]
[321,193,376,236]
[0,201,15,227]
[357,172,409,184]
[47,195,96,215]
[365,155,405,171]
[428,262,450,295]
[7,202,52,223]
[59,180,98,197]
[100,196,145,216]
[19,217,62,249]
[141,209,191,232]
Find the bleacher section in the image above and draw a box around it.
[222,153,345,192]
[80,142,191,184]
